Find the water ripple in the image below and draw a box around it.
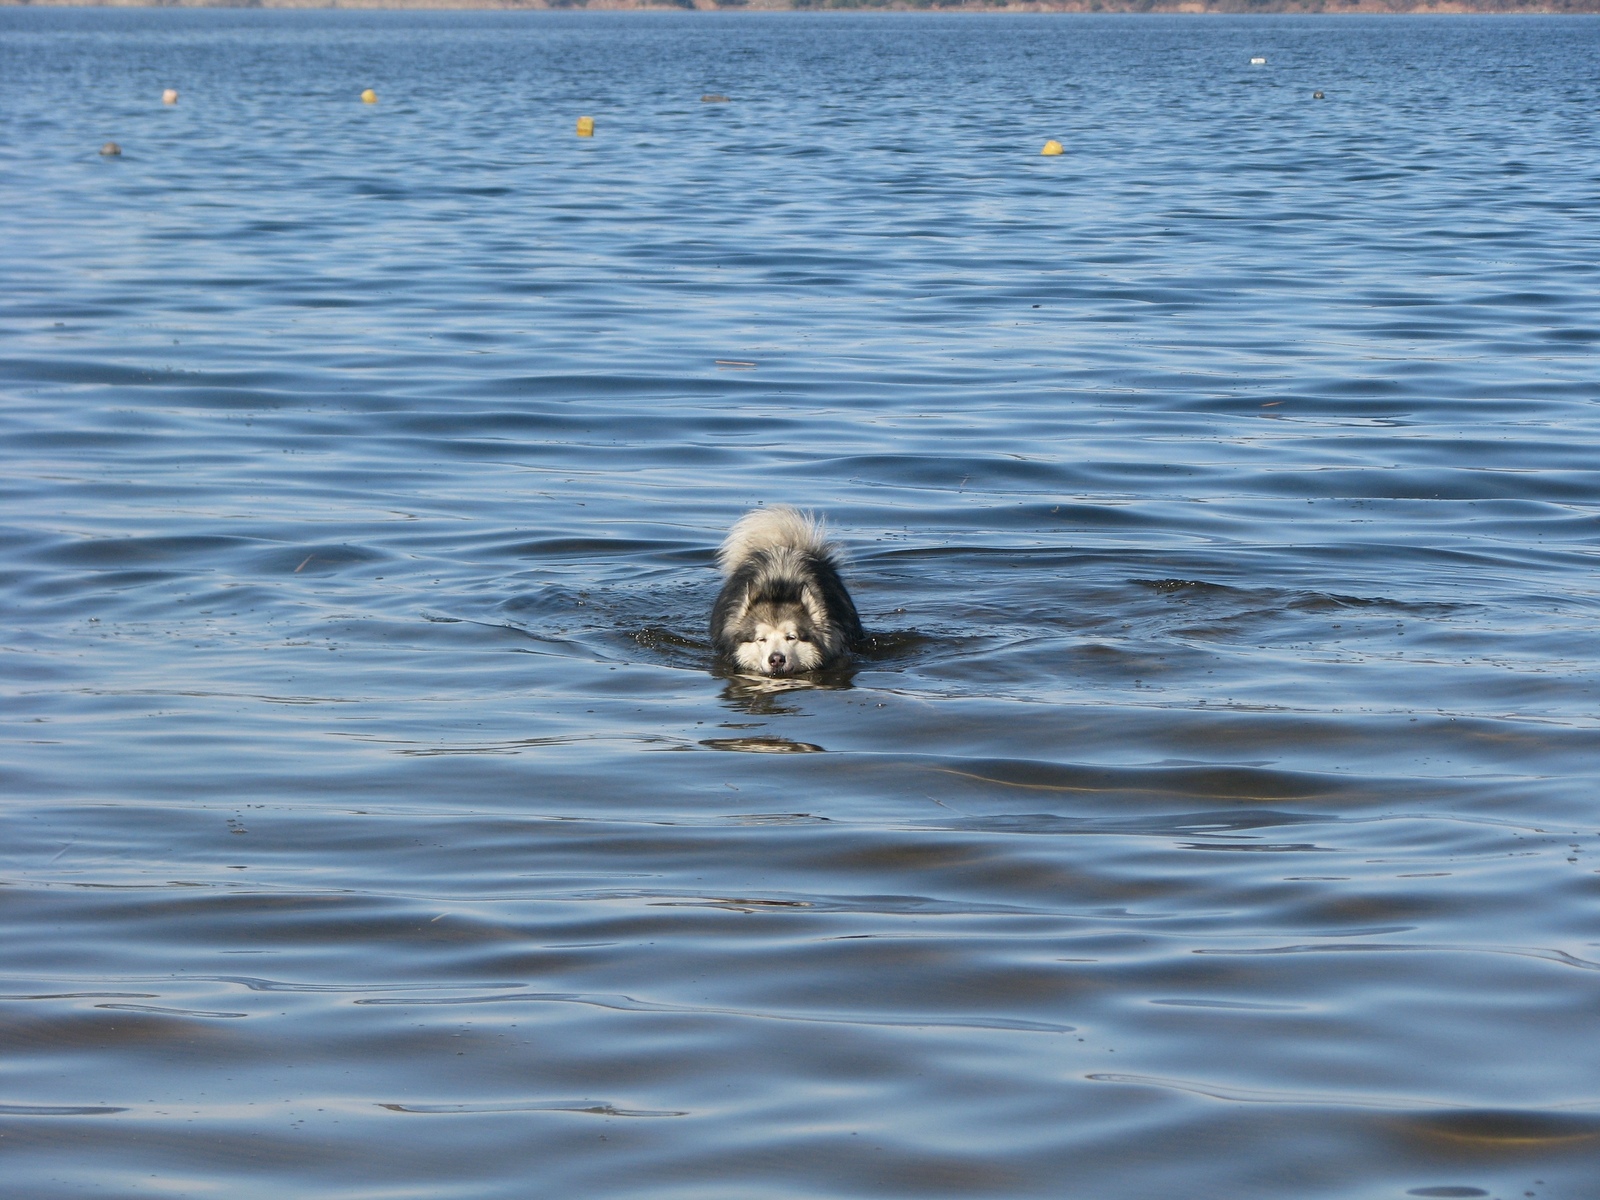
[4,8,1600,1199]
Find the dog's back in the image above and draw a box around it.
[716,506,834,578]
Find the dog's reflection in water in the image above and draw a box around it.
[715,666,855,717]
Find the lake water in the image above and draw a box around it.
[3,8,1600,1197]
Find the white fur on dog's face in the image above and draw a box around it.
[732,613,825,677]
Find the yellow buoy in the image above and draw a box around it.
[360,88,378,104]
[1040,140,1064,157]
[576,115,595,137]
[162,88,179,105]
[100,142,121,156]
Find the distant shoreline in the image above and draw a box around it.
[6,0,1597,12]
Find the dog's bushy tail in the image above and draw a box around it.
[717,506,840,576]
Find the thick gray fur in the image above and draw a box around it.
[710,507,863,676]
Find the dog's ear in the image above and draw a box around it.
[799,584,828,627]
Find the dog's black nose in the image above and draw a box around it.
[767,651,787,672]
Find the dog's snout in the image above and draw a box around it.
[767,651,787,672]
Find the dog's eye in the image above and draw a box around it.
[784,633,797,642]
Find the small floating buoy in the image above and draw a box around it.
[99,142,121,156]
[162,88,179,105]
[1040,140,1064,156]
[360,88,378,104]
[576,115,595,137]
[1312,91,1325,100]
[1250,56,1267,65]
[701,94,730,103]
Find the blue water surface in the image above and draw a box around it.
[3,9,1600,1198]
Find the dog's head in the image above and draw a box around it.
[728,596,828,677]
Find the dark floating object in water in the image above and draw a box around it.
[701,94,730,103]
[700,736,824,754]
[99,142,121,156]
[1313,91,1326,100]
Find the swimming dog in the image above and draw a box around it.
[710,507,863,677]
